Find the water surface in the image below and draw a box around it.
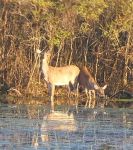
[0,104,133,150]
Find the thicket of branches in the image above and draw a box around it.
[0,0,133,96]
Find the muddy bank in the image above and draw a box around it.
[0,94,133,109]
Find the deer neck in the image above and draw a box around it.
[42,59,49,81]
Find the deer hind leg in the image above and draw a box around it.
[72,79,79,97]
[68,82,73,97]
[75,82,79,97]
[75,82,79,111]
[92,90,96,108]
[68,81,79,97]
[67,86,71,98]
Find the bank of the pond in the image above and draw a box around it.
[107,98,133,108]
[1,93,133,108]
[0,93,79,106]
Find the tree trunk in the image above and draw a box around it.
[122,34,130,86]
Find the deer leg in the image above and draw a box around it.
[71,80,79,97]
[67,85,71,106]
[47,84,54,111]
[47,83,51,96]
[85,88,89,108]
[92,90,96,108]
[88,90,92,108]
[68,82,73,97]
[50,85,55,112]
[74,82,79,110]
[75,82,79,97]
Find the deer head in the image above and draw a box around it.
[94,84,107,98]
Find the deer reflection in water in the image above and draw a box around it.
[40,111,77,144]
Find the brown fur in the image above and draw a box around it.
[78,66,107,108]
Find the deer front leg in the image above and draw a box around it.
[47,83,51,96]
[85,88,89,108]
[88,90,92,108]
[50,84,55,112]
[48,84,55,111]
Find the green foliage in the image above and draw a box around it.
[80,22,91,33]
[74,0,108,33]
[98,0,133,47]
[50,29,71,46]
[0,0,133,95]
[76,0,108,20]
[32,0,54,8]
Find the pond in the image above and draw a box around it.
[0,103,133,150]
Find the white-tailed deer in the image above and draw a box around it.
[39,50,80,111]
[78,66,107,108]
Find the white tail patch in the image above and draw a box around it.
[36,49,42,54]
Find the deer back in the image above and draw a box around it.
[78,66,96,89]
[47,65,80,85]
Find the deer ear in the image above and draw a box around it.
[36,49,42,54]
[102,85,107,90]
[94,84,99,90]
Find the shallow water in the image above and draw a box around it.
[0,104,133,150]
